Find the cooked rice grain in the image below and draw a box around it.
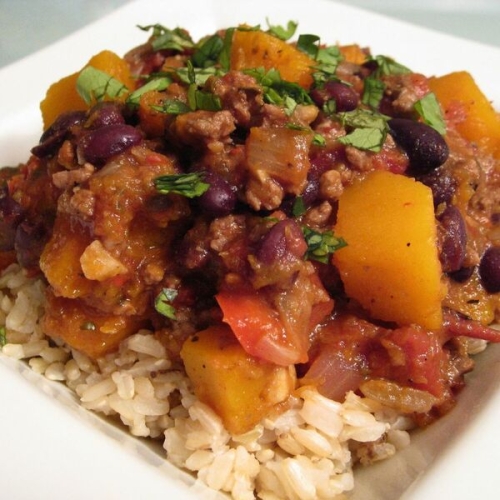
[0,263,412,500]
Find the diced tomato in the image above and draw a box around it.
[304,314,451,402]
[217,265,334,366]
[216,289,304,366]
[377,326,449,399]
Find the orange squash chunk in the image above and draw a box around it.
[39,214,94,299]
[181,324,296,434]
[42,291,146,359]
[429,71,500,157]
[40,50,134,130]
[339,44,368,65]
[230,29,315,89]
[333,170,444,330]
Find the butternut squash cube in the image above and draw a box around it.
[40,214,94,299]
[40,50,134,130]
[230,29,315,89]
[333,170,444,330]
[180,324,296,434]
[339,44,368,65]
[429,71,500,157]
[42,291,146,359]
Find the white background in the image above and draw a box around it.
[1,0,500,68]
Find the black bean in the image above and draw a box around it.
[85,102,125,129]
[310,81,359,112]
[388,118,449,174]
[438,205,467,273]
[77,124,142,165]
[479,247,500,293]
[14,218,50,270]
[0,187,23,251]
[256,219,306,265]
[448,266,475,283]
[419,167,456,207]
[197,172,237,217]
[31,110,86,158]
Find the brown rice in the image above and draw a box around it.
[0,262,415,499]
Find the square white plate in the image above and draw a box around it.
[1,1,500,498]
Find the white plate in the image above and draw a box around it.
[1,0,500,498]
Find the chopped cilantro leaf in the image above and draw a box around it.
[312,45,343,86]
[245,67,313,114]
[154,172,210,198]
[127,77,171,107]
[361,75,385,108]
[219,28,235,72]
[267,20,298,41]
[339,127,386,152]
[317,45,343,67]
[414,92,447,135]
[292,196,306,217]
[76,67,128,105]
[312,133,326,146]
[154,99,191,115]
[138,24,194,52]
[372,55,411,77]
[173,66,221,86]
[302,227,347,263]
[322,99,337,116]
[155,288,178,319]
[187,85,222,111]
[337,109,389,152]
[297,34,320,59]
[192,34,224,68]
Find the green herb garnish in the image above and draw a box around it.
[187,86,222,111]
[218,27,235,72]
[312,45,343,86]
[154,172,210,198]
[154,288,178,319]
[155,99,191,115]
[292,196,307,217]
[414,92,447,135]
[245,67,313,115]
[192,34,225,68]
[127,77,172,107]
[76,67,128,105]
[361,75,385,109]
[297,34,320,59]
[303,227,347,263]
[337,109,389,152]
[372,55,411,77]
[138,24,194,52]
[267,20,298,41]
[312,133,326,146]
